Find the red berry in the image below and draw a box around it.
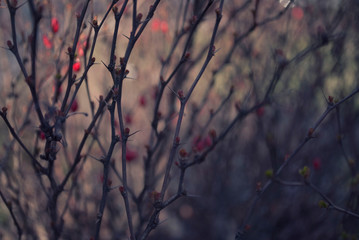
[160,21,169,34]
[42,34,52,49]
[73,61,81,72]
[204,136,212,147]
[151,19,161,31]
[126,148,138,162]
[125,114,132,124]
[291,7,304,20]
[70,99,79,112]
[51,17,59,33]
[313,157,322,170]
[39,131,46,140]
[139,95,147,107]
[256,107,265,117]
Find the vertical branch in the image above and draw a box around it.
[159,1,223,201]
[61,0,91,113]
[95,100,118,240]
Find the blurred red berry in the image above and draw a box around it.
[126,148,138,162]
[160,21,169,33]
[256,107,265,117]
[125,114,132,124]
[42,34,52,49]
[51,17,59,33]
[70,99,79,112]
[204,136,212,147]
[39,131,46,141]
[73,61,81,72]
[291,7,304,20]
[139,95,147,107]
[151,19,161,31]
[78,47,84,57]
[313,157,321,170]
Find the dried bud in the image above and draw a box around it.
[328,96,333,104]
[175,136,180,144]
[92,17,98,26]
[177,90,184,99]
[184,52,190,60]
[120,57,125,65]
[209,129,216,139]
[124,127,130,135]
[160,76,165,84]
[150,190,161,203]
[179,148,188,158]
[115,68,121,75]
[113,87,119,96]
[124,69,129,75]
[274,49,287,66]
[308,128,314,137]
[119,186,125,193]
[99,95,103,102]
[2,106,7,115]
[136,13,143,22]
[7,40,13,49]
[215,8,222,17]
[211,45,216,55]
[67,47,72,54]
[91,57,96,64]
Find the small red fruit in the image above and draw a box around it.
[160,21,169,34]
[151,19,161,31]
[256,107,265,117]
[42,34,52,49]
[70,99,79,112]
[51,17,59,33]
[313,157,322,170]
[39,131,46,140]
[126,148,138,162]
[73,61,81,72]
[139,95,147,107]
